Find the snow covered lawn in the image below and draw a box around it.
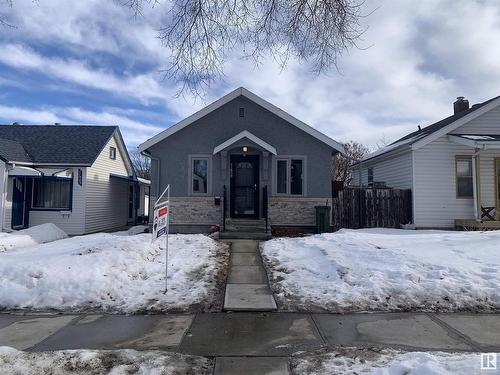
[262,229,500,312]
[291,348,492,375]
[0,346,212,375]
[0,223,68,252]
[0,231,228,313]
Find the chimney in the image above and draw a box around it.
[12,122,21,126]
[454,96,469,114]
[54,122,61,126]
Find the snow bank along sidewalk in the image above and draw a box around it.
[261,229,500,312]
[0,346,212,375]
[0,232,229,313]
[290,347,492,375]
[0,223,68,252]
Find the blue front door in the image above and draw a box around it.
[12,177,26,229]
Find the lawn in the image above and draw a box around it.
[261,229,500,312]
[0,226,229,313]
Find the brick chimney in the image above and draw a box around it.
[454,96,469,114]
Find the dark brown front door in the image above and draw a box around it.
[230,155,259,218]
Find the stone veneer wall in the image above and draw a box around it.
[151,196,223,225]
[268,197,331,226]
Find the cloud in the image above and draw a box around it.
[1,0,500,149]
[0,104,163,146]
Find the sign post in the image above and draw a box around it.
[153,184,170,293]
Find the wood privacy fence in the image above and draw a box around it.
[332,187,412,229]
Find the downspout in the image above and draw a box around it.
[0,163,7,231]
[472,148,481,221]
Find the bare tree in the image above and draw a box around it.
[375,133,391,150]
[122,0,369,95]
[130,150,151,180]
[332,140,369,185]
[0,0,16,28]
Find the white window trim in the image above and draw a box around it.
[273,155,307,196]
[188,154,212,196]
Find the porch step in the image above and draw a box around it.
[219,232,272,240]
[225,218,268,233]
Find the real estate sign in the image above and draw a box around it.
[153,204,169,240]
[153,184,170,293]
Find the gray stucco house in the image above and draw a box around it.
[138,87,345,233]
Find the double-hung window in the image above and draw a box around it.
[32,177,72,210]
[190,156,210,195]
[456,156,473,198]
[275,157,305,196]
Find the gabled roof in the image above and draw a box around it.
[0,125,119,165]
[360,94,500,163]
[213,130,277,155]
[138,87,345,154]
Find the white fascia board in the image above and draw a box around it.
[412,97,500,150]
[138,87,345,154]
[213,130,277,155]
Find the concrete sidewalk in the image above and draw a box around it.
[1,312,499,374]
[223,240,277,311]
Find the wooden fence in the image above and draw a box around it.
[332,187,412,229]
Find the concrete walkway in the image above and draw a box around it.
[1,312,499,374]
[223,240,277,311]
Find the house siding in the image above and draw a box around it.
[0,161,6,230]
[351,150,413,189]
[450,104,500,135]
[85,134,131,233]
[28,167,86,235]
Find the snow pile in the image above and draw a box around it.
[0,346,212,375]
[0,223,68,252]
[291,348,487,375]
[0,233,228,312]
[262,229,500,312]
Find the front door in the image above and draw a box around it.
[12,177,26,229]
[230,155,259,218]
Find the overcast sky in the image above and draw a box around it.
[0,0,499,149]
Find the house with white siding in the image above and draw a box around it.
[352,95,500,229]
[0,124,143,235]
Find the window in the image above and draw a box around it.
[32,178,72,210]
[78,169,83,186]
[191,157,209,194]
[368,168,374,186]
[456,157,473,198]
[109,146,116,160]
[277,160,288,194]
[290,159,303,195]
[275,157,305,195]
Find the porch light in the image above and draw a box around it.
[242,146,248,153]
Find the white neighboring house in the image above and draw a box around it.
[352,95,500,229]
[0,124,144,235]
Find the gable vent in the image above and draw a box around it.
[239,107,245,117]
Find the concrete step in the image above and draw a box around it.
[225,225,267,233]
[223,284,277,311]
[226,219,266,225]
[220,232,272,240]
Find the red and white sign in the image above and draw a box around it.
[153,204,169,240]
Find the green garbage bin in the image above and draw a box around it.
[315,205,331,233]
